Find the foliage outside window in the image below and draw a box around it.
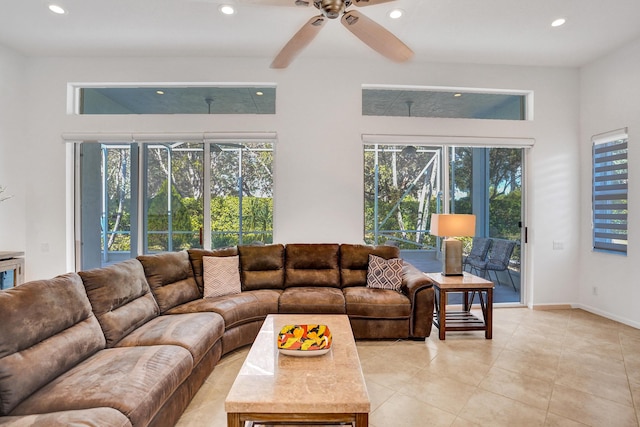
[364,145,440,249]
[80,141,274,269]
[449,147,523,264]
[592,131,628,254]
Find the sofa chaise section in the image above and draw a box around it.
[78,259,225,426]
[0,272,195,427]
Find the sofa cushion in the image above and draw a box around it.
[0,408,132,427]
[284,244,340,288]
[238,244,285,290]
[0,274,105,416]
[343,286,411,318]
[278,287,346,314]
[10,345,193,427]
[203,255,242,298]
[79,259,159,347]
[340,244,400,288]
[366,254,403,291]
[115,312,224,365]
[188,247,239,294]
[137,251,200,313]
[165,289,281,330]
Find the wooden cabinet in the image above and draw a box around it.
[0,251,25,290]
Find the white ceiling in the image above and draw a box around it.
[1,0,640,67]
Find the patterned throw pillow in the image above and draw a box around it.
[203,255,241,298]
[366,254,403,291]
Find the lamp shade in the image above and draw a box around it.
[430,214,476,237]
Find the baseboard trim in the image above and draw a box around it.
[531,304,574,311]
[574,304,640,329]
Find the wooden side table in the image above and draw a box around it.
[425,272,494,340]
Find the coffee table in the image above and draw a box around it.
[225,314,370,427]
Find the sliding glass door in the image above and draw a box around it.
[77,140,274,270]
[364,143,525,303]
[450,147,524,302]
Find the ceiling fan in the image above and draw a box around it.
[268,0,414,68]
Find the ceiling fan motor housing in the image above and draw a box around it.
[314,0,351,19]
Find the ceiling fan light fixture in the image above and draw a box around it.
[219,5,236,15]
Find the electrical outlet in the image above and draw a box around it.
[553,240,564,250]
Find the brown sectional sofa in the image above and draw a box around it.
[0,243,434,427]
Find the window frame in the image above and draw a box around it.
[592,128,628,255]
[70,132,276,270]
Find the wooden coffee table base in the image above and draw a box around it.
[227,412,368,427]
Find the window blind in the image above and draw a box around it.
[592,130,628,254]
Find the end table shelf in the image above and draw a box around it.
[425,272,494,340]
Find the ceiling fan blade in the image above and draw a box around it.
[271,15,326,68]
[341,10,413,62]
[351,0,397,7]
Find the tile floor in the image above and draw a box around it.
[175,308,640,427]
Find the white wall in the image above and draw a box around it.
[0,45,26,254]
[579,37,640,327]
[20,55,580,309]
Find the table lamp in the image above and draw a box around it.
[430,214,476,276]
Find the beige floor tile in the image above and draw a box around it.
[370,393,457,427]
[544,412,589,426]
[548,384,637,427]
[479,366,554,410]
[506,329,564,357]
[434,339,505,366]
[562,333,624,360]
[413,352,492,387]
[492,348,560,382]
[361,354,423,391]
[399,371,476,414]
[364,380,396,413]
[451,417,483,427]
[558,348,627,379]
[554,364,633,406]
[457,388,547,427]
[378,339,439,369]
[176,390,227,427]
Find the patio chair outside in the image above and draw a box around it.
[467,239,518,291]
[463,237,492,272]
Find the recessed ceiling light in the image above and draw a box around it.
[454,93,462,97]
[389,9,404,19]
[156,90,165,95]
[256,91,264,96]
[48,4,67,15]
[551,18,566,27]
[219,5,236,15]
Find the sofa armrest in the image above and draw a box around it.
[401,262,435,339]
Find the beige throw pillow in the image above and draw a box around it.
[203,255,241,298]
[366,254,403,291]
